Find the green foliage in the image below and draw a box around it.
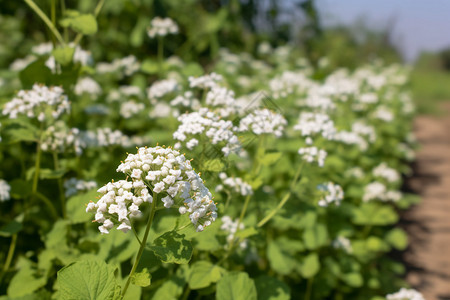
[216,272,257,300]
[148,231,193,264]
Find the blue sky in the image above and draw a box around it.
[315,0,450,61]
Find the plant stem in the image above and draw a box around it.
[32,129,43,196]
[53,152,66,219]
[24,0,65,45]
[122,195,158,297]
[36,192,59,219]
[60,0,68,42]
[304,277,314,300]
[0,234,18,282]
[157,36,164,75]
[257,161,305,227]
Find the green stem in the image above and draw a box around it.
[131,223,143,246]
[157,36,164,75]
[122,195,158,297]
[53,152,66,219]
[60,0,68,42]
[36,192,59,220]
[1,234,18,280]
[73,0,105,45]
[181,285,191,300]
[304,277,314,300]
[257,161,305,228]
[32,130,43,196]
[24,0,65,45]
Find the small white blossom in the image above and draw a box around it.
[293,112,336,142]
[147,17,179,38]
[0,179,11,202]
[332,236,353,254]
[221,216,248,249]
[298,147,327,167]
[317,182,344,207]
[74,77,102,98]
[120,100,145,119]
[386,288,425,300]
[373,163,400,183]
[188,73,223,89]
[238,108,287,137]
[216,172,253,196]
[64,178,97,197]
[147,79,179,103]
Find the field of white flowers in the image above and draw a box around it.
[0,1,425,300]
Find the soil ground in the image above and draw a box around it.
[403,102,450,300]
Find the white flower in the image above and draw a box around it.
[374,106,394,122]
[147,79,179,103]
[363,182,402,203]
[298,147,327,167]
[74,77,102,98]
[188,73,223,89]
[0,179,11,202]
[216,172,253,196]
[373,163,400,183]
[293,112,336,141]
[317,182,344,207]
[86,180,150,234]
[221,216,248,249]
[386,288,425,300]
[147,17,179,38]
[115,146,217,231]
[120,100,145,119]
[64,178,97,198]
[334,131,368,151]
[332,236,353,254]
[40,121,85,155]
[238,108,287,137]
[2,84,70,122]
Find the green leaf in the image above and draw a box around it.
[67,189,99,224]
[39,168,66,179]
[60,14,98,35]
[267,239,298,275]
[352,202,398,226]
[52,46,75,66]
[3,121,39,143]
[149,231,193,264]
[260,152,282,166]
[141,58,160,74]
[385,228,408,250]
[7,258,47,297]
[9,179,31,198]
[216,272,257,300]
[303,224,328,250]
[254,276,290,300]
[341,272,363,287]
[19,58,52,88]
[153,265,188,300]
[234,227,258,240]
[57,258,120,300]
[131,268,151,287]
[181,63,203,77]
[188,261,223,290]
[202,159,225,172]
[0,220,22,237]
[298,253,320,278]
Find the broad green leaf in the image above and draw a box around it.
[19,58,52,88]
[385,228,408,250]
[39,168,66,179]
[153,265,188,300]
[366,236,389,252]
[188,261,223,290]
[52,46,75,66]
[60,14,98,35]
[0,220,22,237]
[267,240,297,275]
[202,159,225,172]
[57,258,120,300]
[341,272,363,287]
[303,224,328,250]
[254,276,290,300]
[216,272,257,300]
[131,268,151,287]
[149,231,193,264]
[260,152,282,166]
[234,227,258,240]
[352,202,398,226]
[3,121,39,143]
[67,189,98,224]
[141,59,159,74]
[7,258,47,297]
[9,179,31,198]
[297,211,317,229]
[298,253,320,278]
[181,62,203,77]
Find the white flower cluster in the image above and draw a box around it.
[373,163,400,183]
[317,182,344,207]
[173,108,240,156]
[216,172,253,196]
[352,121,376,143]
[269,71,314,99]
[221,216,248,249]
[238,108,287,137]
[115,146,217,232]
[298,147,327,167]
[147,79,179,103]
[86,180,152,234]
[40,121,84,155]
[363,182,402,202]
[374,106,394,122]
[147,17,179,38]
[84,128,135,148]
[188,73,223,89]
[96,55,140,77]
[386,288,425,300]
[64,178,97,198]
[0,179,11,202]
[74,77,102,98]
[170,91,201,110]
[332,236,353,254]
[205,86,238,117]
[2,84,70,122]
[293,112,336,142]
[120,101,145,119]
[334,131,368,151]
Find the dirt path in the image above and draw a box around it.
[403,102,450,300]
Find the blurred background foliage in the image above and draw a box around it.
[1,0,449,112]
